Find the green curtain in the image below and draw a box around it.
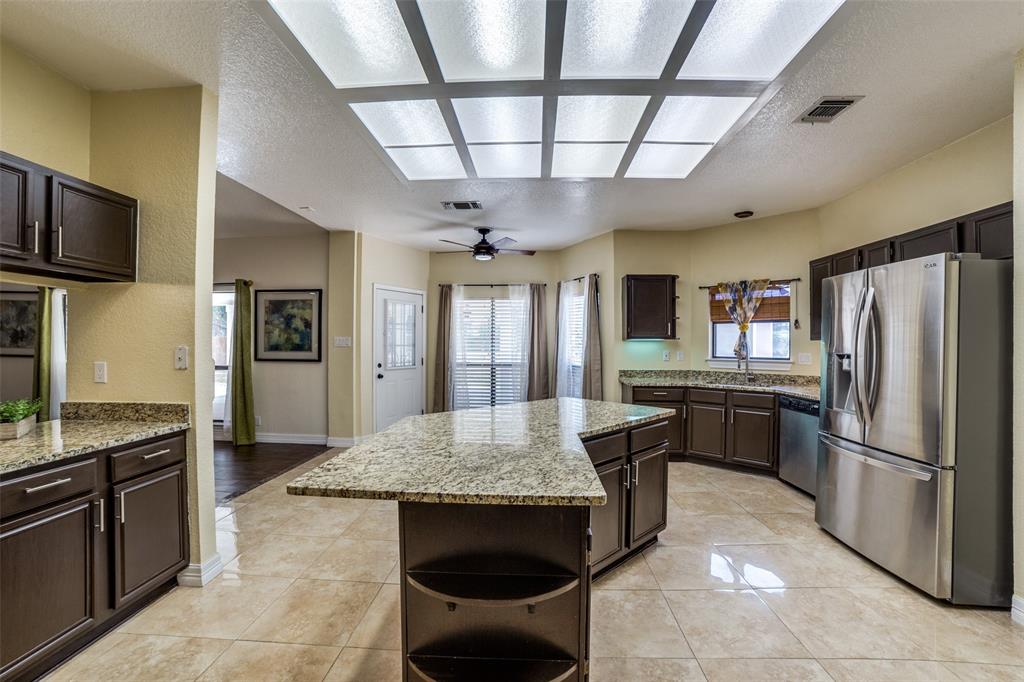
[32,287,52,421]
[231,279,256,445]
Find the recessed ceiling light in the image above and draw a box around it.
[625,143,712,178]
[386,146,467,180]
[555,96,650,142]
[734,210,754,219]
[645,96,756,143]
[417,0,547,82]
[451,97,543,143]
[468,144,541,178]
[350,100,452,147]
[551,143,628,178]
[561,0,696,79]
[268,0,427,89]
[677,0,844,81]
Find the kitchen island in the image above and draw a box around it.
[288,397,672,682]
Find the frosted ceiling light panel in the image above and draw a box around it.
[452,97,543,143]
[417,0,546,82]
[555,96,650,142]
[646,96,756,143]
[625,143,712,178]
[350,100,452,147]
[468,144,541,178]
[269,0,427,88]
[678,0,844,80]
[387,146,467,180]
[551,143,628,178]
[561,0,696,79]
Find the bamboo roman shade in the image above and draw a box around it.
[709,284,790,323]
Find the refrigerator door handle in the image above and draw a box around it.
[850,287,867,426]
[866,289,881,417]
[819,434,933,481]
[854,287,875,428]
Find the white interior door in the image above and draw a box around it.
[373,285,425,432]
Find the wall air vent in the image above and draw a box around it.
[797,96,863,123]
[441,200,483,210]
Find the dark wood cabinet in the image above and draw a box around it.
[859,239,893,269]
[962,202,1012,260]
[623,275,678,339]
[685,401,726,461]
[808,257,833,342]
[894,219,960,262]
[0,155,39,260]
[629,446,668,545]
[631,401,682,455]
[591,459,627,572]
[832,247,860,275]
[726,394,776,470]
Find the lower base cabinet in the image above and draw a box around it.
[629,446,668,545]
[591,460,627,568]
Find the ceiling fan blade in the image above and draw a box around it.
[438,239,474,248]
[498,249,536,256]
[433,249,472,254]
[489,237,517,249]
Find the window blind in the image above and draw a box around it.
[709,284,791,323]
[451,297,529,409]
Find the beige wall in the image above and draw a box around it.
[327,230,358,442]
[214,234,329,439]
[1011,50,1023,617]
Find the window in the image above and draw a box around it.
[385,300,417,369]
[709,284,790,360]
[555,278,586,398]
[451,289,530,409]
[212,288,235,422]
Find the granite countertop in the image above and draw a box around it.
[619,370,821,401]
[0,402,190,476]
[288,398,674,507]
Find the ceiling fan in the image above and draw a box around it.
[438,227,535,261]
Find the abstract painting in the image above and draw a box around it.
[0,292,37,357]
[255,289,322,362]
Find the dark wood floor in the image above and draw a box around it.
[215,441,329,503]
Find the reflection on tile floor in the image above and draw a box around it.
[47,456,1024,681]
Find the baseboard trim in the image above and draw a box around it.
[254,433,328,445]
[1012,595,1024,625]
[177,553,223,587]
[326,435,370,448]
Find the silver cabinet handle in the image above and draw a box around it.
[652,392,668,396]
[57,224,63,257]
[682,404,687,419]
[731,409,735,424]
[720,409,724,424]
[24,477,71,494]
[623,464,630,489]
[33,220,39,254]
[120,492,127,524]
[140,449,171,460]
[96,498,105,533]
[632,461,639,487]
[820,434,933,481]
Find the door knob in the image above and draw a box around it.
[377,373,384,379]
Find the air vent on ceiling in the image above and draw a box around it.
[797,96,863,124]
[441,200,483,210]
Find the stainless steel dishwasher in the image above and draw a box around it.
[778,395,820,495]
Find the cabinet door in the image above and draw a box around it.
[629,447,668,545]
[0,154,36,259]
[1,495,98,677]
[685,402,726,461]
[591,459,627,572]
[632,402,682,454]
[962,203,1012,260]
[727,406,775,469]
[51,175,138,280]
[808,257,833,342]
[859,239,892,269]
[112,464,188,608]
[894,220,960,262]
[624,275,677,339]
[832,248,860,275]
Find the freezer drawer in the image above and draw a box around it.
[815,435,953,599]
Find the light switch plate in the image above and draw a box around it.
[797,352,812,365]
[676,351,684,361]
[255,416,262,427]
[334,336,353,348]
[662,350,670,362]
[93,361,107,384]
[175,346,189,370]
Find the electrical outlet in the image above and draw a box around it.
[676,351,685,362]
[255,415,262,427]
[174,345,189,370]
[797,352,812,365]
[93,361,107,383]
[334,336,352,348]
[662,350,670,362]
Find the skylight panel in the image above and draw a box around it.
[387,146,467,180]
[268,0,427,89]
[452,97,543,143]
[561,0,696,79]
[551,143,628,178]
[350,100,453,147]
[677,0,844,81]
[468,144,541,178]
[645,96,756,143]
[555,96,650,142]
[417,0,546,82]
[625,143,711,178]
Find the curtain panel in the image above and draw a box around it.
[32,287,52,421]
[716,279,771,361]
[231,278,257,445]
[581,274,602,400]
[526,283,549,401]
[555,274,603,400]
[432,283,453,412]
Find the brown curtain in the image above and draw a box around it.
[527,283,549,401]
[432,284,453,412]
[551,281,562,397]
[581,274,603,400]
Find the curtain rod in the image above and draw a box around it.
[440,283,546,287]
[698,277,801,291]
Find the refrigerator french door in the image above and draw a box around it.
[816,252,1012,607]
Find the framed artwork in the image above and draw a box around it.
[0,291,37,357]
[255,289,322,362]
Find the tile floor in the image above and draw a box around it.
[47,455,1024,681]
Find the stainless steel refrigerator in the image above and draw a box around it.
[816,252,1012,607]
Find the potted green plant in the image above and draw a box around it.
[0,398,44,440]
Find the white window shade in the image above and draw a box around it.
[555,278,586,398]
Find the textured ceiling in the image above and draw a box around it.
[214,173,324,239]
[2,1,1021,250]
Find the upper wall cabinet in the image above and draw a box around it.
[893,219,960,262]
[0,151,138,282]
[623,274,678,340]
[962,202,1012,260]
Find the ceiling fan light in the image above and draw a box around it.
[473,252,494,261]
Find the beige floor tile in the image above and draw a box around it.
[664,589,810,659]
[324,648,402,682]
[300,495,377,512]
[699,658,831,681]
[384,562,401,585]
[223,533,330,578]
[46,633,230,681]
[727,488,812,514]
[119,574,293,639]
[215,501,246,521]
[942,662,1024,681]
[658,513,780,546]
[277,507,365,538]
[670,491,747,516]
[668,466,720,493]
[591,657,706,681]
[717,542,896,589]
[342,509,400,541]
[215,502,298,535]
[644,545,748,591]
[751,512,835,545]
[821,659,958,681]
[590,590,692,658]
[197,640,340,681]
[216,529,264,565]
[347,585,401,650]
[303,538,399,582]
[240,579,380,646]
[594,555,660,590]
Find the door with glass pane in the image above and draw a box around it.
[373,286,425,432]
[212,288,235,424]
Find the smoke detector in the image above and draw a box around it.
[797,96,863,124]
[441,200,483,210]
